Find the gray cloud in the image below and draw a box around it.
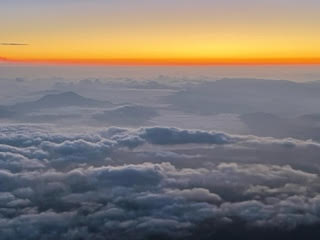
[164,78,320,134]
[93,105,158,126]
[105,126,320,150]
[0,124,320,239]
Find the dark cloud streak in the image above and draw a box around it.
[1,42,29,46]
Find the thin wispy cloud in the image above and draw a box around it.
[1,42,29,46]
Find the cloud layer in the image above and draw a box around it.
[0,124,319,239]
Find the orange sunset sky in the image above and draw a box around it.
[1,0,320,65]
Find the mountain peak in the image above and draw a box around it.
[39,91,82,100]
[12,91,112,111]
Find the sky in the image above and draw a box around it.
[1,0,320,65]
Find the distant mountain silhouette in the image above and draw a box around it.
[11,92,112,112]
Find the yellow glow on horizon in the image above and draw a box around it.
[1,0,320,65]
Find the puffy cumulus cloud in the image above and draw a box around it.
[137,127,234,145]
[104,126,320,149]
[98,126,320,163]
[0,124,320,239]
[0,151,45,172]
[100,126,235,147]
[166,188,222,203]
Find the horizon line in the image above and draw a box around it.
[1,57,320,66]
